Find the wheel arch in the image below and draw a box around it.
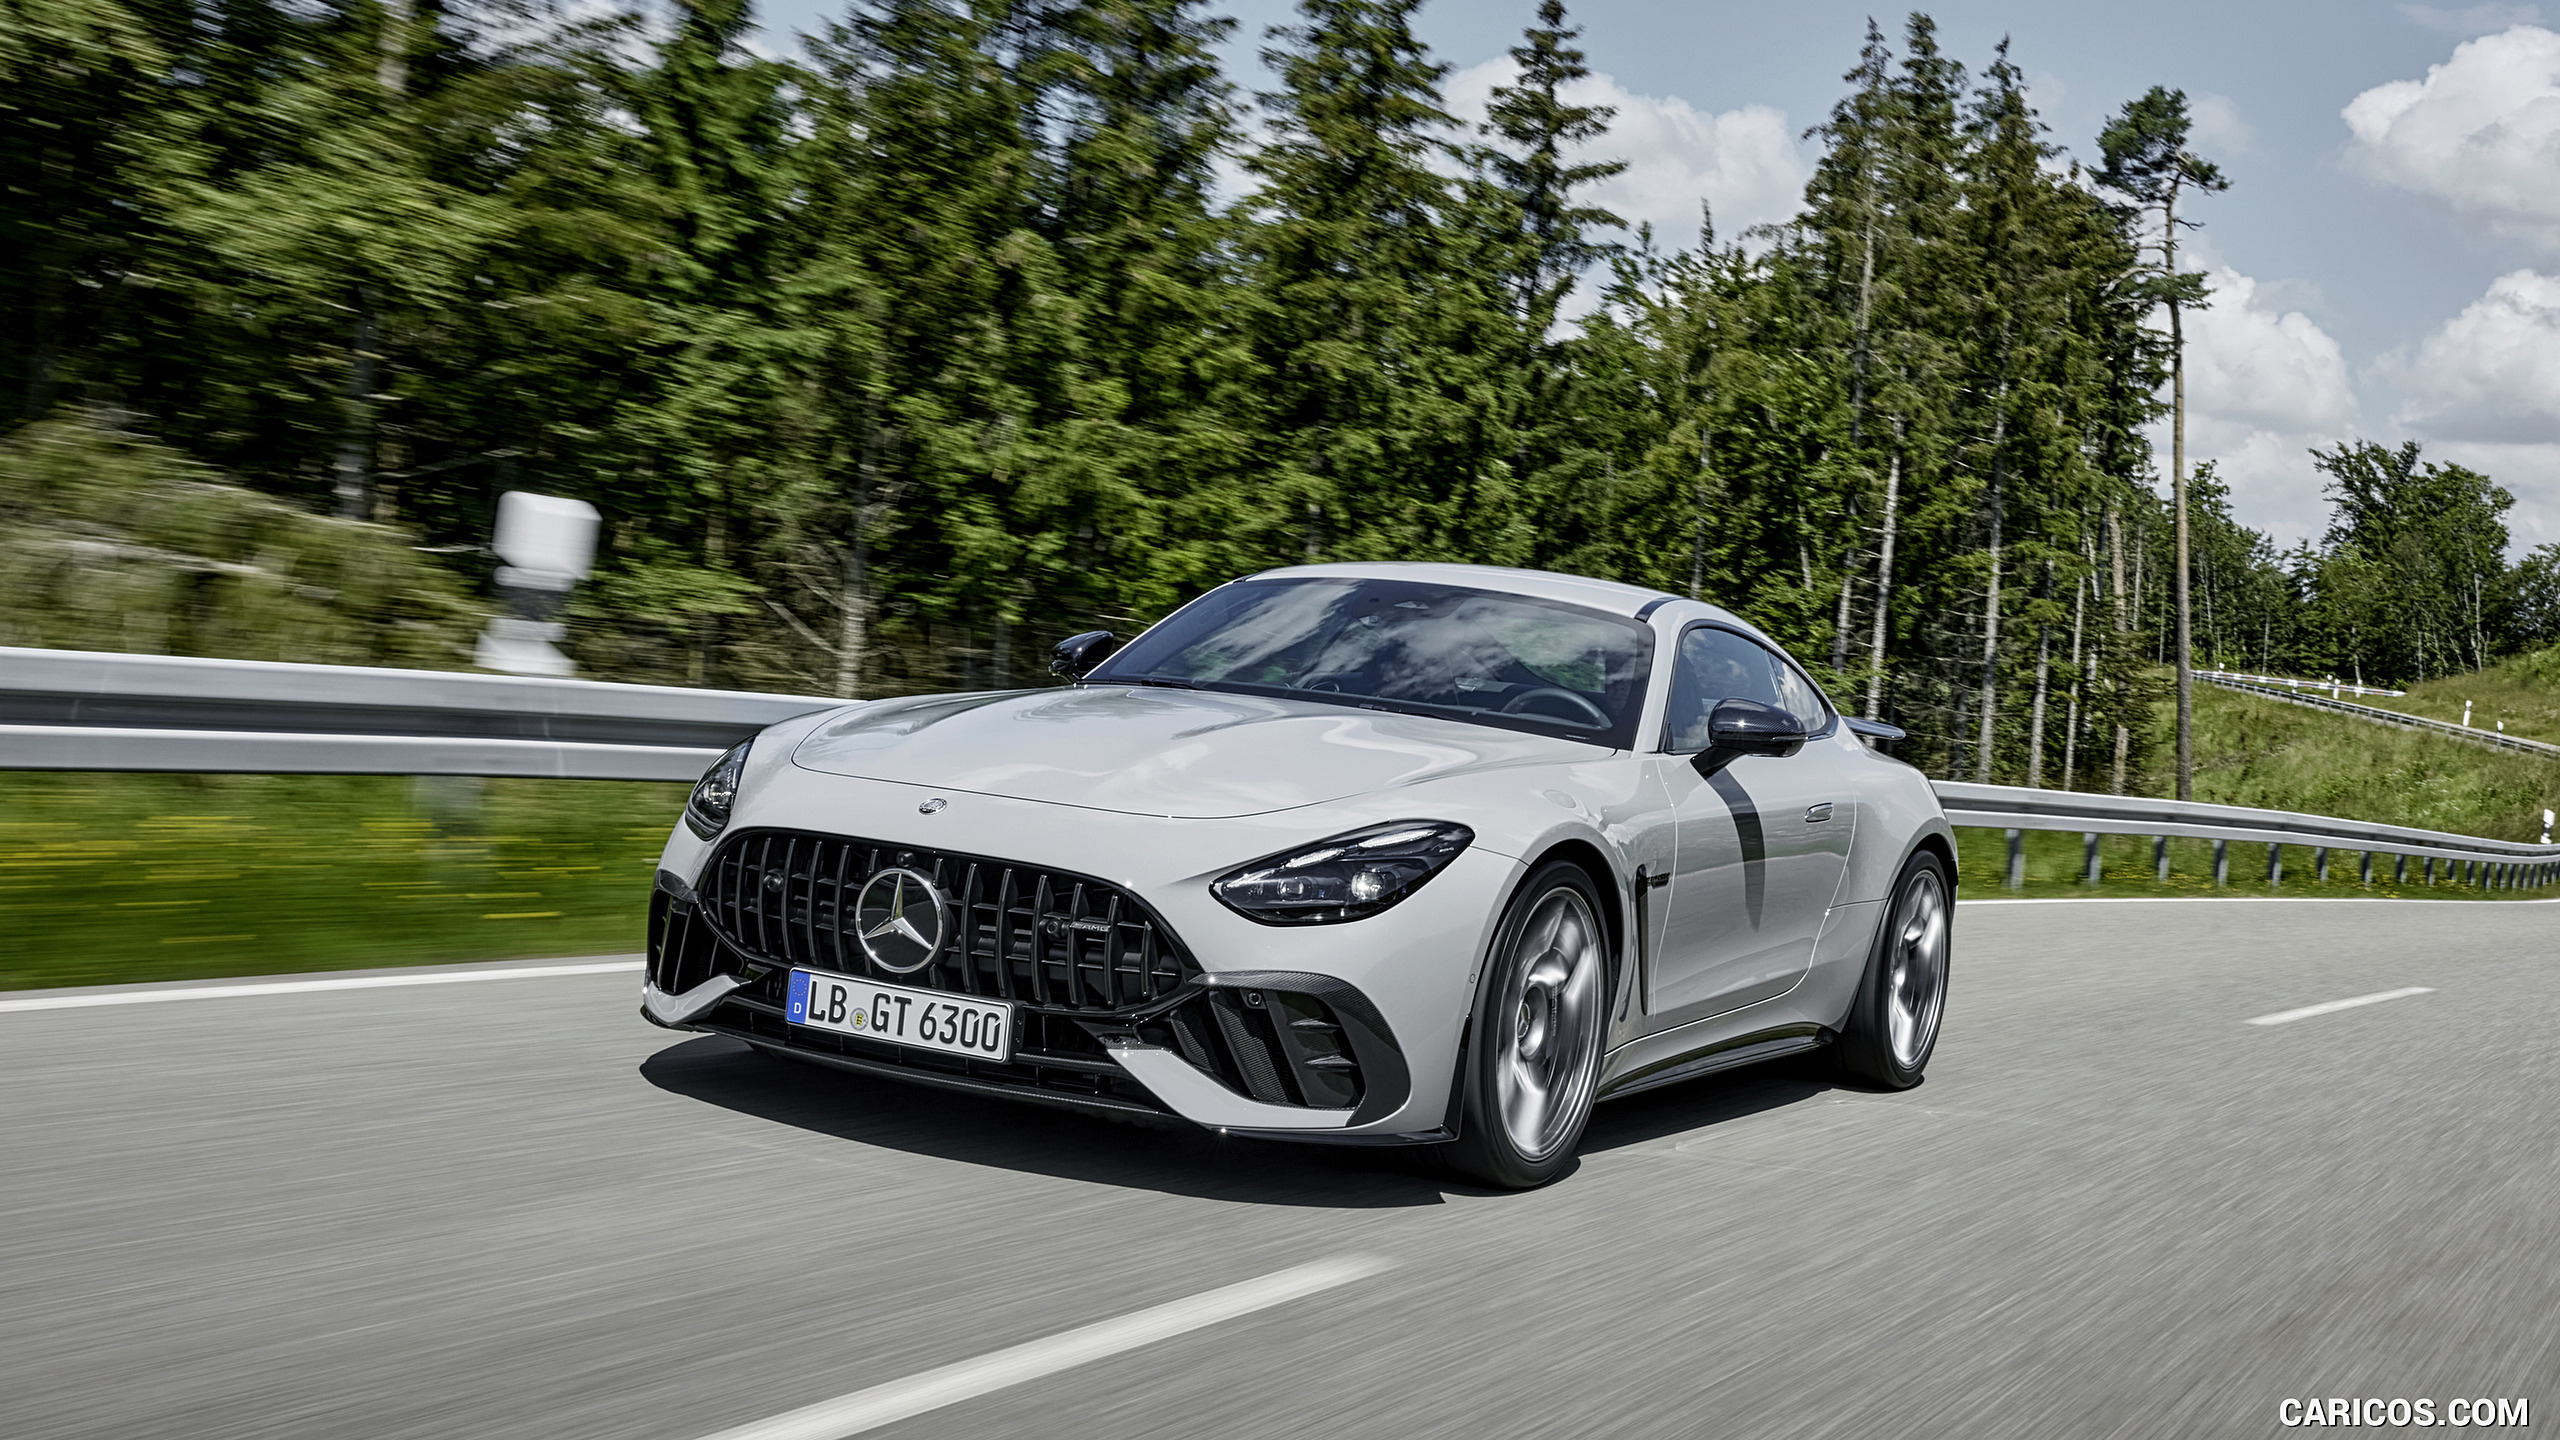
[1520,837,1627,978]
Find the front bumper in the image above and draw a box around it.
[645,875,1446,1138]
[648,771,1525,1140]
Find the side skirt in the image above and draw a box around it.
[1595,1023,1831,1102]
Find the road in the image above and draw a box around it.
[3,899,2553,1439]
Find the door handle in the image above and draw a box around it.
[1805,802,1834,823]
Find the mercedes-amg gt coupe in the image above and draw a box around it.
[642,562,1955,1187]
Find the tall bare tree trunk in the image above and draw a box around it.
[332,0,416,522]
[1973,397,2008,784]
[2026,560,2053,787]
[2168,189,2195,801]
[1687,426,1712,599]
[2109,504,2130,794]
[332,303,380,520]
[2063,569,2087,790]
[834,546,868,700]
[1863,441,1901,719]
[1831,552,1856,674]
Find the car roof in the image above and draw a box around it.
[1241,562,1682,620]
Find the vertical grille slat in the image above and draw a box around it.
[957,864,984,997]
[796,836,821,967]
[1031,875,1058,1006]
[746,834,772,958]
[993,868,1018,1002]
[1066,883,1091,1008]
[1100,892,1124,1008]
[699,829,1194,1015]
[721,845,745,947]
[829,842,854,974]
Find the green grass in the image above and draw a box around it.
[1953,675,2560,899]
[2177,673,2560,842]
[2338,647,2560,749]
[0,773,683,991]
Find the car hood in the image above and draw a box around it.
[789,687,1598,818]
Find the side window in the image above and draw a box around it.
[1662,627,1829,751]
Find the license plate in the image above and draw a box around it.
[786,970,1014,1063]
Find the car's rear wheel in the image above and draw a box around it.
[1443,861,1611,1189]
[1835,850,1950,1089]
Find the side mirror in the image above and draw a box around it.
[1050,630,1118,679]
[1691,697,1806,777]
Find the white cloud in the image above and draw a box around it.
[2342,25,2560,247]
[2185,266,2359,433]
[2188,93,2254,157]
[2390,268,2560,442]
[1445,59,1812,254]
[2400,4,2545,35]
[2424,441,2560,545]
[2145,266,2362,547]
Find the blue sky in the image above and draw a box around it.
[752,0,2560,553]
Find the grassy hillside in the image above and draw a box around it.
[2346,648,2560,749]
[1951,677,2560,898]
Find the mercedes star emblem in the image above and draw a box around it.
[853,867,948,974]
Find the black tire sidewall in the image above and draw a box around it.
[1447,859,1613,1189]
[1839,849,1950,1090]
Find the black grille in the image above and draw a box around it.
[695,829,1198,1013]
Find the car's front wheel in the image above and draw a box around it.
[1835,849,1951,1088]
[1443,861,1611,1189]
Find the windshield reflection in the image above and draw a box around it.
[1087,578,1653,748]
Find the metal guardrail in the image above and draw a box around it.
[1936,782,2560,861]
[2199,673,2560,759]
[0,646,840,782]
[2192,669,2404,698]
[2,647,2553,889]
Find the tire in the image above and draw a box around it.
[1442,861,1613,1189]
[1835,849,1951,1089]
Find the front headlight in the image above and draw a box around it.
[1211,820,1475,925]
[684,739,751,839]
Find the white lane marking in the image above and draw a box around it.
[689,1255,1395,1440]
[2246,987,2435,1027]
[0,961,642,1013]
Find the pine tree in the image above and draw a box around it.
[2098,85,2227,800]
[791,0,1079,695]
[1464,0,1624,570]
[1240,0,1487,564]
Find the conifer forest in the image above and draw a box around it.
[9,0,2560,787]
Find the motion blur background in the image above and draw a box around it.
[12,0,2560,987]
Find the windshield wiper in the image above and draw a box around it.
[1122,676,1199,690]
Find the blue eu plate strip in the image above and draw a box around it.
[786,970,810,1024]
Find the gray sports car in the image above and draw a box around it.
[643,563,1956,1187]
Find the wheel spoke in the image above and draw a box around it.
[1492,884,1605,1162]
[1883,871,1947,1069]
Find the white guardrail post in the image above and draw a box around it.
[3,648,2557,891]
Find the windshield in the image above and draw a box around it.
[1086,577,1654,748]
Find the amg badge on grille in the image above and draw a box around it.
[855,867,949,974]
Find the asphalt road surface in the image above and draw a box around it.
[4,899,2555,1440]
